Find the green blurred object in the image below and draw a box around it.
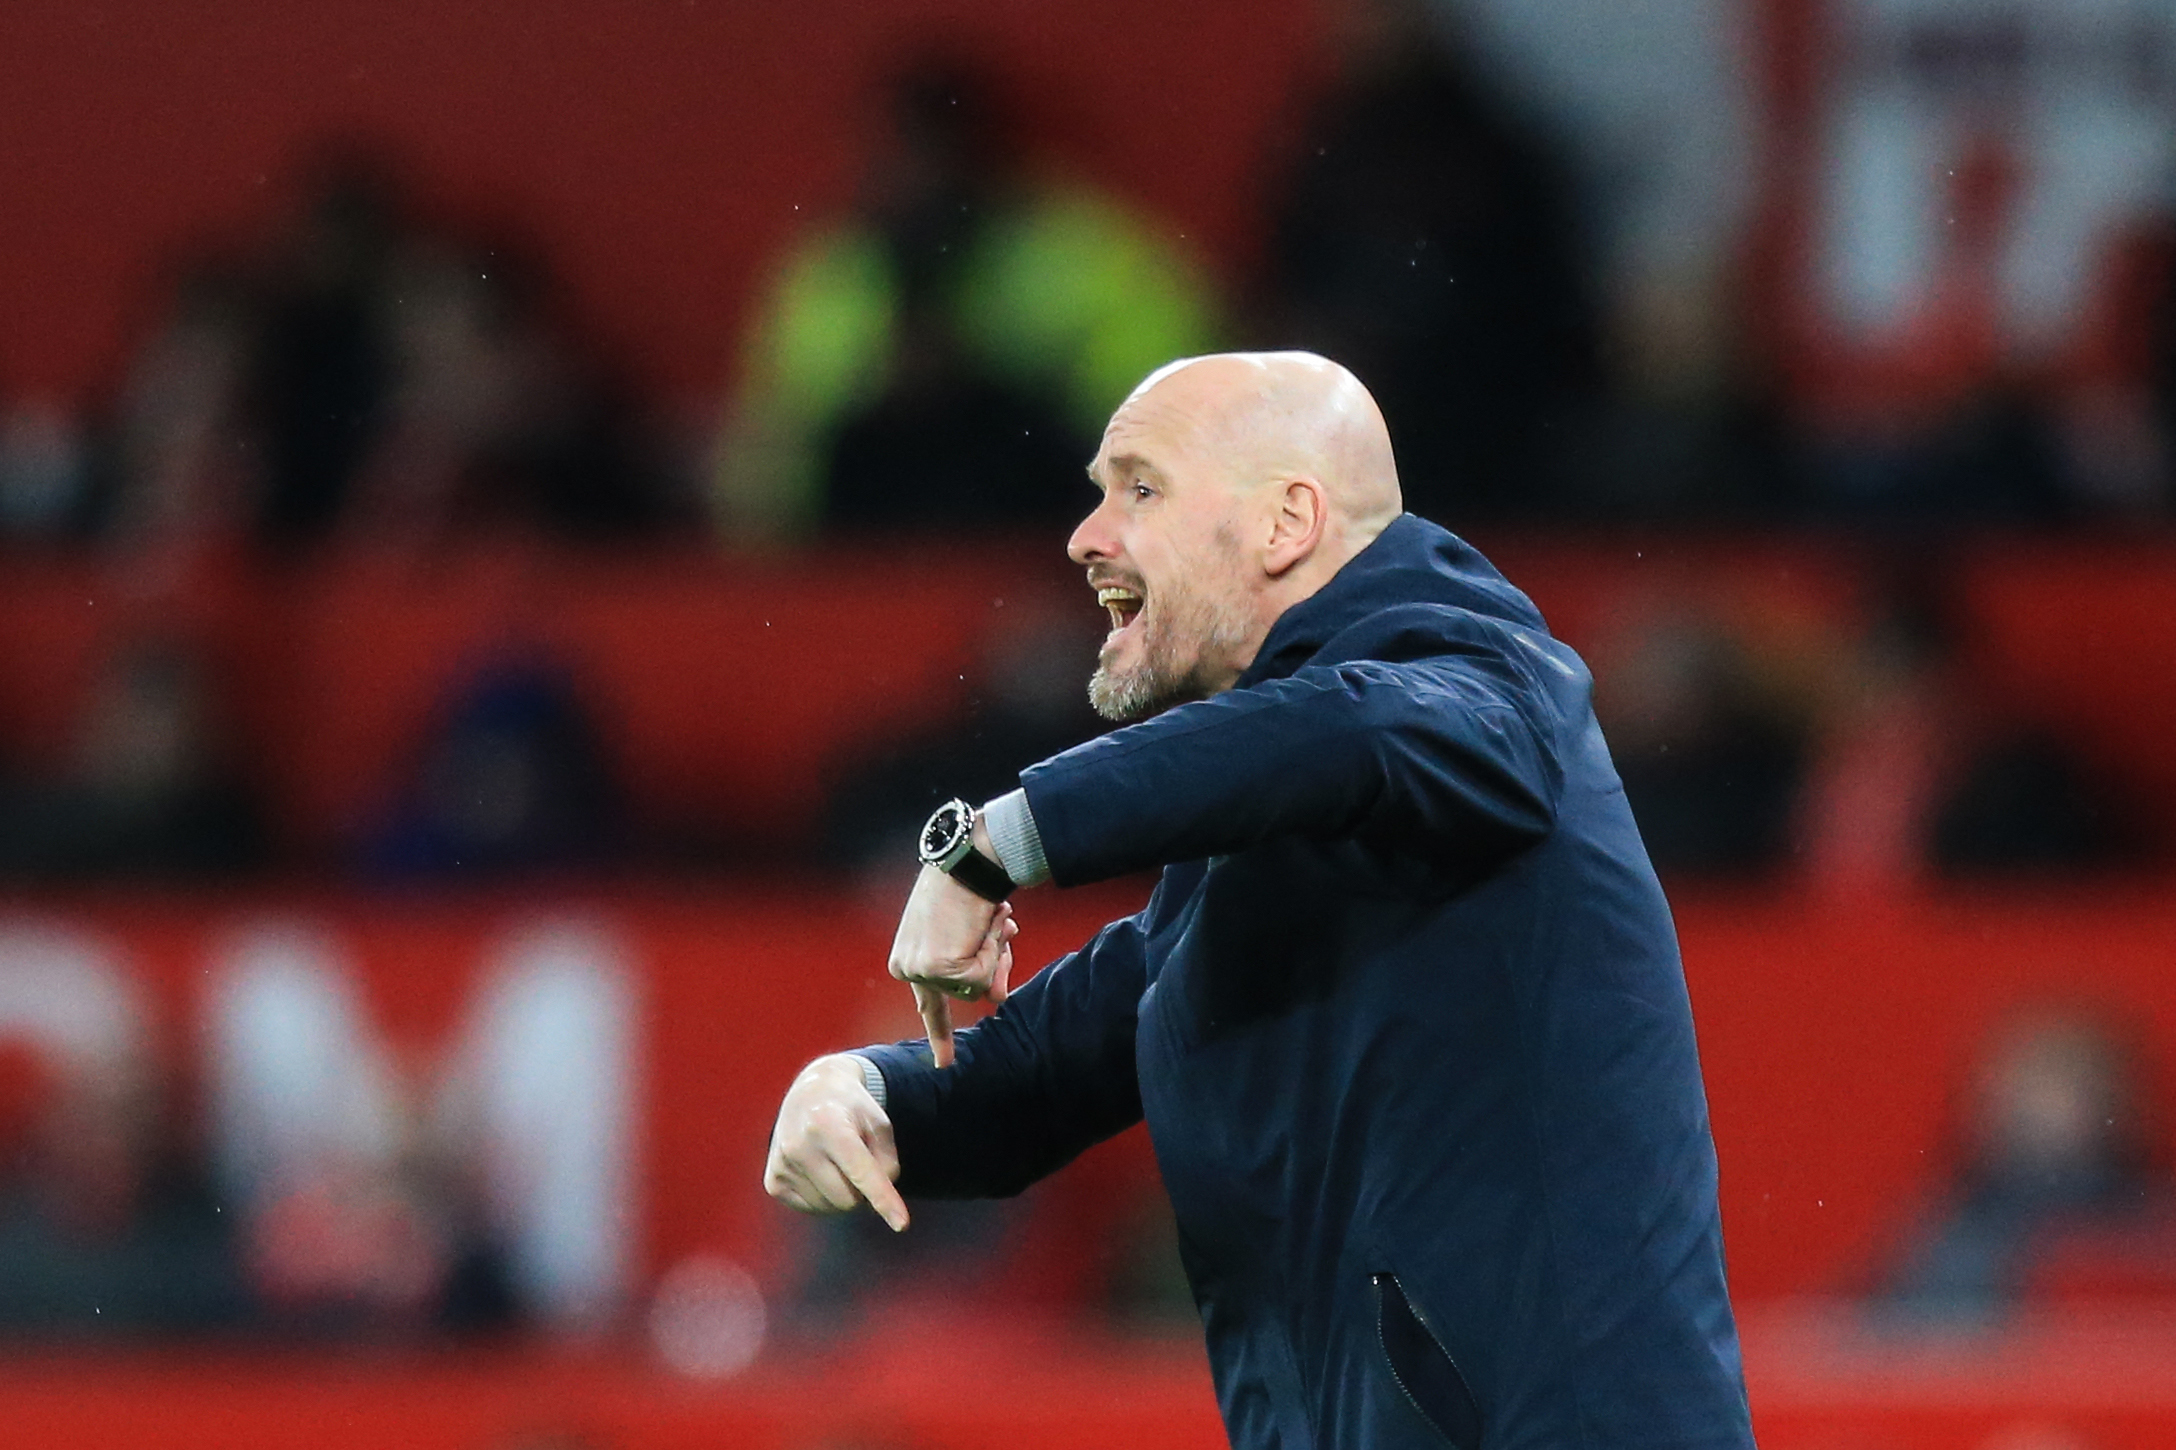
[715,181,1218,541]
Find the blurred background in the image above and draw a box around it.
[3,0,2176,1445]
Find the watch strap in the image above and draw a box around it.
[946,839,1016,903]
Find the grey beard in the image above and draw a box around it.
[1087,591,1254,724]
[1087,657,1180,723]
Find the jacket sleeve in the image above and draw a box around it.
[857,900,1153,1199]
[1022,629,1565,886]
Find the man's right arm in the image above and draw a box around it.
[861,902,1153,1200]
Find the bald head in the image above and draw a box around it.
[1116,351,1404,554]
[1069,352,1408,720]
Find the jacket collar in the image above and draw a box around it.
[1236,513,1544,688]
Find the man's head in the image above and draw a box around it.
[1069,351,1403,722]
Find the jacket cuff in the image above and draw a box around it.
[846,1053,887,1109]
[856,1041,941,1129]
[981,788,1051,888]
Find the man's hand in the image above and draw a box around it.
[764,1054,910,1232]
[888,865,1019,1068]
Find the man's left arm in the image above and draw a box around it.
[887,633,1565,1018]
[1025,644,1565,886]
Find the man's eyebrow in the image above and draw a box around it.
[1104,453,1164,482]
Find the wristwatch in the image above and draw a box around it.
[918,798,1017,903]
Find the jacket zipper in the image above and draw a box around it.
[1372,1271,1475,1448]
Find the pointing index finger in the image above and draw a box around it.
[913,981,955,1068]
[836,1139,910,1232]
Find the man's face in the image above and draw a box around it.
[1069,391,1260,723]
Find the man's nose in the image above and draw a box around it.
[1067,499,1116,565]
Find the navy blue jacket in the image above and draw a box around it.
[862,515,1754,1449]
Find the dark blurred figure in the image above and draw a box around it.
[1098,1184,1200,1332]
[0,946,245,1337]
[1257,0,1602,522]
[817,592,1105,885]
[101,260,263,549]
[817,64,1092,534]
[97,147,676,552]
[1878,1005,2176,1320]
[235,1097,517,1339]
[716,55,1217,541]
[1930,727,2153,878]
[1796,565,2150,892]
[0,395,97,543]
[360,656,624,879]
[0,636,264,883]
[1593,607,1811,879]
[251,153,401,546]
[351,240,672,546]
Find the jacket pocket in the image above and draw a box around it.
[1371,1272,1483,1449]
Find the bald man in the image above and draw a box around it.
[766,353,1754,1449]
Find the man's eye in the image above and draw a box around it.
[1132,482,1155,501]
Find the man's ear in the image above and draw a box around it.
[1263,476,1327,577]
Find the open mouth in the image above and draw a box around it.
[1097,585,1145,640]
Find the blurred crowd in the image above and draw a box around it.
[0,150,683,554]
[1590,558,2156,889]
[0,0,2167,889]
[7,0,2176,551]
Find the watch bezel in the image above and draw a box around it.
[918,798,977,870]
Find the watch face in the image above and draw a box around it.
[920,800,969,862]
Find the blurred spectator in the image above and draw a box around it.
[1877,1004,2176,1320]
[817,589,1105,886]
[1793,581,1953,891]
[0,396,96,542]
[206,921,637,1336]
[96,148,677,553]
[1780,0,2176,518]
[714,54,1218,541]
[1435,0,1780,520]
[1592,605,1812,879]
[1258,0,1602,521]
[1795,566,2151,892]
[249,153,402,546]
[349,240,673,547]
[788,1189,1014,1333]
[0,926,244,1335]
[1435,0,1757,404]
[0,635,264,883]
[1591,557,2153,886]
[101,260,262,550]
[359,655,625,881]
[1930,725,2154,878]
